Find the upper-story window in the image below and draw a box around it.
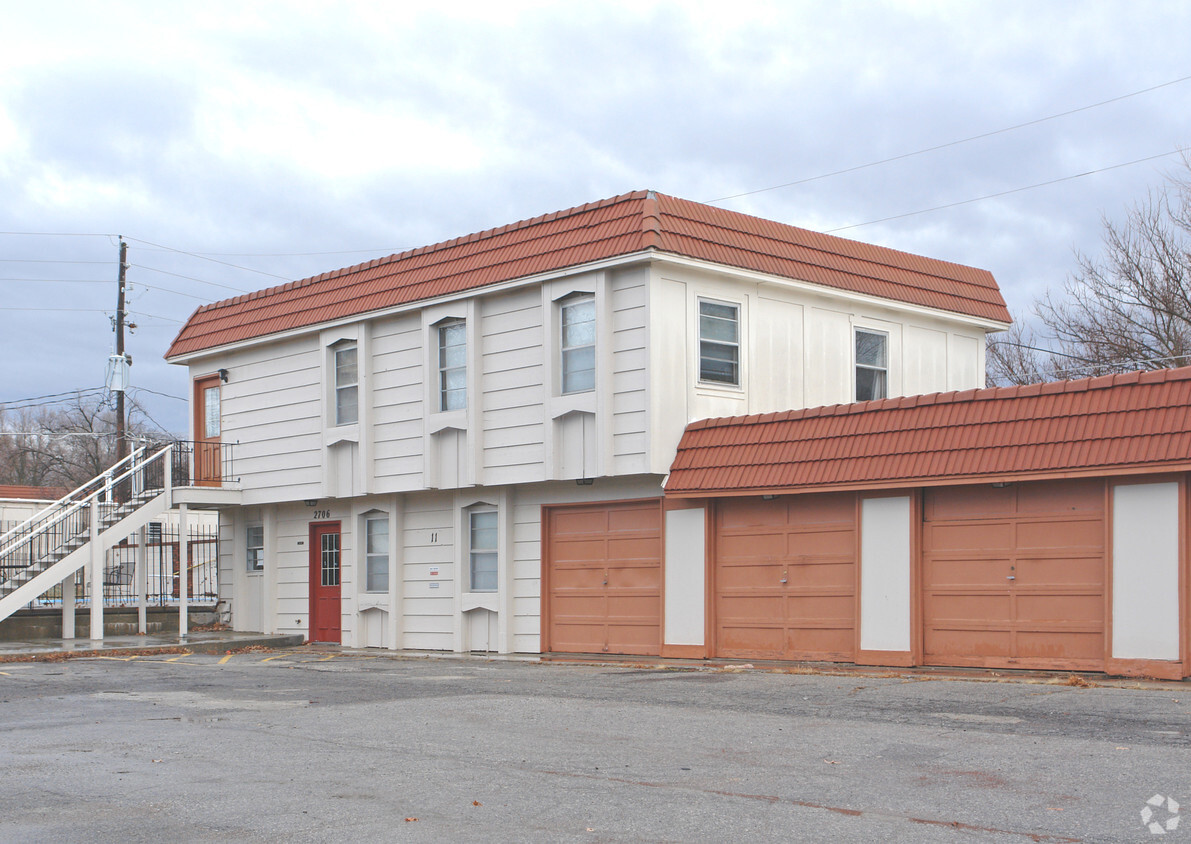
[561,295,596,394]
[468,508,498,592]
[855,329,888,401]
[334,342,359,425]
[438,320,467,411]
[698,299,740,386]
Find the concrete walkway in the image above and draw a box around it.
[0,631,304,660]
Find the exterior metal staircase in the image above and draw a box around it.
[0,445,175,625]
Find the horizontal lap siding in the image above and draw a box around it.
[482,290,545,482]
[215,339,322,502]
[402,494,455,650]
[611,270,648,474]
[372,315,425,487]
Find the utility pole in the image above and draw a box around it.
[114,237,129,465]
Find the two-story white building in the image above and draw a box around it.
[165,190,1010,656]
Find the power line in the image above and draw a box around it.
[128,386,187,402]
[0,278,110,284]
[130,263,252,293]
[135,245,406,258]
[0,231,115,238]
[706,71,1191,203]
[824,148,1186,233]
[127,310,182,323]
[122,236,292,281]
[0,259,111,265]
[1,387,107,406]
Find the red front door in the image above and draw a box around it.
[193,375,222,486]
[309,522,342,643]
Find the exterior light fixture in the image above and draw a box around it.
[576,478,594,486]
[219,368,229,382]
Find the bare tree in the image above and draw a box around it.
[0,393,161,490]
[988,159,1191,387]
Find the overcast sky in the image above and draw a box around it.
[2,0,1189,435]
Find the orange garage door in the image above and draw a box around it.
[923,479,1106,671]
[715,494,857,661]
[545,499,663,655]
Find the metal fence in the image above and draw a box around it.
[30,520,219,608]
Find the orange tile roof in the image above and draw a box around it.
[0,485,67,501]
[166,191,1008,359]
[666,367,1191,496]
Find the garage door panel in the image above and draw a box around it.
[788,493,855,525]
[925,557,1012,586]
[926,485,1016,520]
[715,494,857,662]
[1016,478,1103,514]
[719,531,785,558]
[720,626,784,656]
[927,592,1012,622]
[1016,519,1102,549]
[926,628,1013,659]
[606,536,661,560]
[785,561,854,589]
[717,563,783,588]
[923,481,1106,670]
[546,500,662,656]
[927,522,1014,552]
[786,529,855,556]
[1016,631,1103,661]
[1016,557,1103,586]
[1016,593,1103,623]
[786,627,853,658]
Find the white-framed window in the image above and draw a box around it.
[364,516,388,593]
[698,299,740,386]
[334,342,359,425]
[855,329,888,401]
[246,524,264,572]
[438,320,467,411]
[560,294,596,394]
[203,385,221,438]
[468,508,498,592]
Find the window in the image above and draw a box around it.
[698,300,740,385]
[364,516,388,592]
[438,320,466,411]
[204,386,220,438]
[246,524,264,572]
[855,329,888,401]
[334,343,359,425]
[468,508,498,592]
[560,295,595,393]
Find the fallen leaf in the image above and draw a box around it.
[1047,807,1064,812]
[823,759,839,765]
[404,817,418,823]
[472,801,482,807]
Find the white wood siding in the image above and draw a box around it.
[610,268,650,473]
[401,492,455,650]
[480,288,546,482]
[371,313,426,488]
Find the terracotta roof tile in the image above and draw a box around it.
[166,190,1009,358]
[665,366,1191,495]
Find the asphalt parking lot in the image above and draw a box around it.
[0,650,1187,843]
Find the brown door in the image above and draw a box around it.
[193,375,221,486]
[715,494,857,661]
[545,500,662,655]
[309,522,342,643]
[922,479,1105,671]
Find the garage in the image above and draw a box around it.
[543,499,663,655]
[922,479,1106,671]
[715,493,857,661]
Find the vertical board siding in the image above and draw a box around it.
[371,314,426,486]
[610,270,649,472]
[481,289,546,480]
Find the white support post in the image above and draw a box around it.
[136,524,148,634]
[178,503,189,638]
[61,570,76,640]
[89,498,103,641]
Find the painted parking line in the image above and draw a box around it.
[217,654,234,665]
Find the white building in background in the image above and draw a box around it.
[164,190,1009,655]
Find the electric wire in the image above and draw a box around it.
[706,71,1191,203]
[824,148,1186,233]
[122,236,292,281]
